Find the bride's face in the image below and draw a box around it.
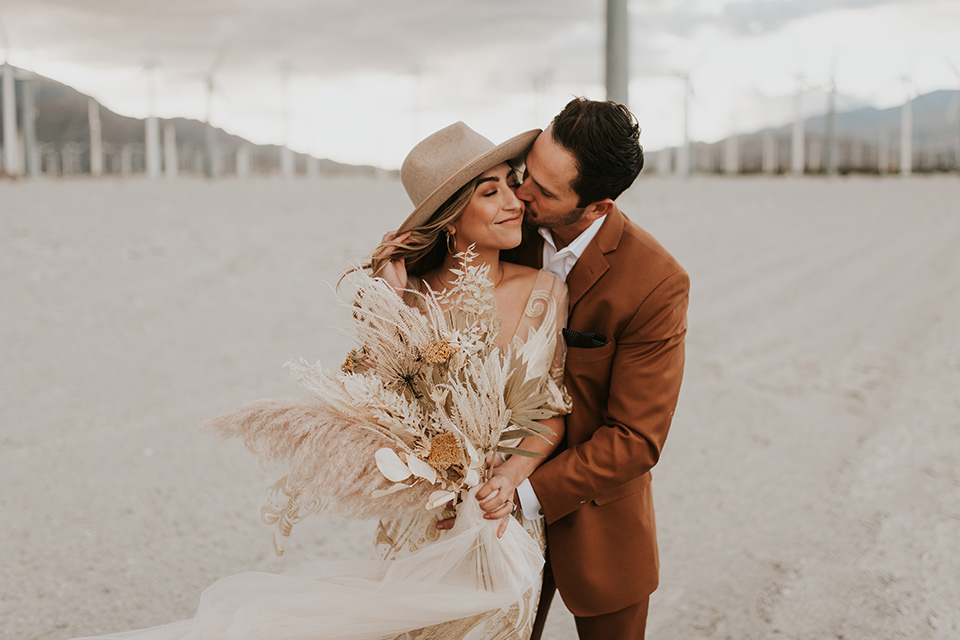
[450,163,524,252]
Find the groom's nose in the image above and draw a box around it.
[514,179,533,203]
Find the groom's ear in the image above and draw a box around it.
[584,198,615,220]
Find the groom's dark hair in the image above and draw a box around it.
[550,97,643,207]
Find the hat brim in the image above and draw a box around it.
[397,128,541,233]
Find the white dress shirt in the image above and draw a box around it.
[515,215,607,520]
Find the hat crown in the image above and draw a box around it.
[400,122,496,207]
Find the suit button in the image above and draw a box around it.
[579,500,586,504]
[538,509,544,516]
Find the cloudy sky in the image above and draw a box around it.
[2,0,958,168]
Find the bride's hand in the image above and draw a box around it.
[375,231,410,294]
[477,463,523,538]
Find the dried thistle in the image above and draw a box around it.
[420,339,460,364]
[427,432,462,470]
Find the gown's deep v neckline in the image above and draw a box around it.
[413,270,547,351]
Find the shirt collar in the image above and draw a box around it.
[538,214,607,258]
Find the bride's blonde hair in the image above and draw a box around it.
[364,175,481,278]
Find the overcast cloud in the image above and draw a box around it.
[1,0,957,167]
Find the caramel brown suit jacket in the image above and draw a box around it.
[508,207,689,617]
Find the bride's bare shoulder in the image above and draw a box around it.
[502,262,540,287]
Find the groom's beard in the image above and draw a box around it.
[525,205,585,228]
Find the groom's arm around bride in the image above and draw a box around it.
[508,97,689,640]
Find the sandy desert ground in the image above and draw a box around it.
[2,173,959,640]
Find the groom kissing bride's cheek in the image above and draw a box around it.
[441,97,690,640]
[73,98,686,640]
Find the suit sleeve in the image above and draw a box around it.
[529,269,689,523]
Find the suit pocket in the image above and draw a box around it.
[564,338,616,363]
[593,474,651,506]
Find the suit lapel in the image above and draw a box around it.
[566,209,625,311]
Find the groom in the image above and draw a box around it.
[506,97,689,639]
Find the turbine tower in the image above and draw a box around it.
[947,58,960,173]
[676,72,693,176]
[723,113,739,176]
[88,98,103,176]
[203,41,228,178]
[280,61,294,179]
[825,75,838,175]
[163,122,177,178]
[791,74,806,176]
[825,53,840,176]
[900,75,913,177]
[144,60,161,179]
[1,14,21,177]
[21,70,38,176]
[605,0,629,106]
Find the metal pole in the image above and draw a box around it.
[22,75,38,176]
[677,74,691,176]
[605,0,629,106]
[88,98,103,176]
[144,66,161,178]
[791,81,805,176]
[2,62,20,175]
[900,90,912,177]
[236,144,250,178]
[723,134,739,175]
[280,64,294,179]
[762,131,777,175]
[163,122,177,178]
[825,79,837,175]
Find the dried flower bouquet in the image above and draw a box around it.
[209,251,558,555]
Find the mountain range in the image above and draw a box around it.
[0,67,383,177]
[3,66,959,176]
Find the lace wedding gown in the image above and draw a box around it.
[376,269,571,640]
[74,270,570,640]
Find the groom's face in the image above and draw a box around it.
[515,126,585,229]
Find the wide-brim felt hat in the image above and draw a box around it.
[398,123,541,233]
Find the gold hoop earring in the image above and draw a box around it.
[446,232,456,255]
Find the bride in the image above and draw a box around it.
[75,122,571,640]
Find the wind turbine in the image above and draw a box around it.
[791,73,806,176]
[676,71,693,176]
[280,61,294,179]
[824,52,840,176]
[1,12,21,177]
[723,103,739,175]
[946,57,960,173]
[1,14,39,178]
[605,0,629,106]
[88,98,103,176]
[143,59,162,179]
[163,121,177,178]
[203,40,229,178]
[20,68,38,177]
[635,69,693,175]
[899,74,914,177]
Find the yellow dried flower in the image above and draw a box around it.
[427,432,462,470]
[420,339,459,364]
[341,348,364,373]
